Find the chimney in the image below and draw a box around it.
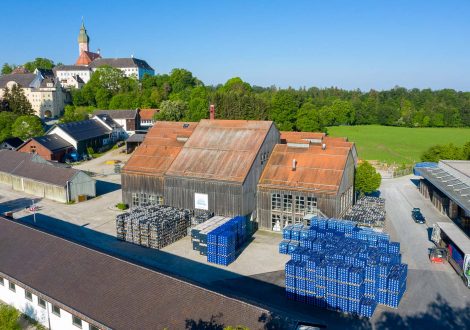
[210,104,215,120]
[322,143,326,150]
[292,158,297,171]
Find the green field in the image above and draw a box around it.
[327,125,470,164]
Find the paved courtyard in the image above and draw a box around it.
[1,156,469,329]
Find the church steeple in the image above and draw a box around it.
[78,18,89,54]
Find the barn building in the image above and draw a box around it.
[256,132,357,231]
[0,150,95,203]
[17,134,74,162]
[121,121,198,207]
[164,120,280,218]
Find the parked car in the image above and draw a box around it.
[412,208,426,224]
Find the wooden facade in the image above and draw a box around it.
[164,124,280,218]
[122,173,164,207]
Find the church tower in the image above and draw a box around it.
[78,20,89,55]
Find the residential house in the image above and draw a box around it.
[17,134,74,162]
[0,137,23,150]
[93,109,140,134]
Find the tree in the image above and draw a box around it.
[295,101,322,132]
[169,68,199,93]
[0,112,18,142]
[221,77,252,94]
[2,85,34,115]
[269,90,299,131]
[0,304,21,330]
[23,57,55,72]
[1,63,16,75]
[59,105,91,123]
[11,115,44,140]
[421,143,464,162]
[155,100,188,121]
[355,161,381,195]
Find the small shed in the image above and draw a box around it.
[0,150,95,203]
[126,133,146,153]
[17,134,74,162]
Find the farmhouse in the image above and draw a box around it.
[121,121,198,207]
[17,134,74,162]
[0,217,271,330]
[0,150,95,203]
[93,109,141,135]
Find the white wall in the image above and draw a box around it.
[48,127,78,150]
[0,277,96,330]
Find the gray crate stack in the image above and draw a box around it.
[191,216,232,255]
[116,205,191,250]
[344,197,386,228]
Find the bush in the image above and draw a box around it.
[355,161,382,196]
[116,202,128,210]
[0,304,20,330]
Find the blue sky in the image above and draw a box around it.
[2,1,470,90]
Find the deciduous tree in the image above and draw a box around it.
[355,161,381,196]
[12,115,44,140]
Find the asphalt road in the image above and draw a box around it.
[375,175,470,323]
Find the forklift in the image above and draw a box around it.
[429,247,447,264]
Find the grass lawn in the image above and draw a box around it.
[327,125,470,164]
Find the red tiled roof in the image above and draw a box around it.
[139,109,158,120]
[75,51,101,66]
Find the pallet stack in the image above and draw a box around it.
[191,215,250,266]
[280,216,407,318]
[343,196,386,228]
[116,205,191,250]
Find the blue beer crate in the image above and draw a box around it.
[349,298,360,314]
[306,270,315,280]
[337,282,349,297]
[337,264,350,282]
[365,264,377,281]
[288,241,300,254]
[300,228,310,239]
[285,275,296,287]
[388,242,400,254]
[296,289,307,303]
[359,297,377,318]
[337,297,349,312]
[364,281,377,296]
[306,280,316,293]
[295,261,307,278]
[349,267,364,284]
[315,285,326,297]
[387,290,403,308]
[283,225,292,239]
[207,253,217,263]
[326,294,337,310]
[377,276,388,290]
[285,259,296,276]
[348,283,364,300]
[326,262,338,278]
[279,240,290,254]
[326,279,337,295]
[286,290,296,300]
[296,278,306,290]
[378,262,390,277]
[377,289,388,305]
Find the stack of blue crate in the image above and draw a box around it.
[206,215,250,266]
[279,217,408,318]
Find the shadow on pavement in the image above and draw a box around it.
[409,178,420,187]
[374,294,470,329]
[13,212,371,329]
[0,197,42,214]
[95,180,121,196]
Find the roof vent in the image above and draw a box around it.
[322,143,326,150]
[292,158,297,171]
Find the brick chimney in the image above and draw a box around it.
[210,104,215,120]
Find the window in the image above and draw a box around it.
[52,305,61,317]
[295,216,303,224]
[306,197,317,213]
[157,196,164,205]
[282,215,293,226]
[271,193,281,211]
[0,277,3,286]
[25,290,33,301]
[283,194,292,212]
[73,316,83,328]
[38,298,46,308]
[295,196,305,213]
[9,282,15,292]
[271,214,281,231]
[140,193,148,205]
[89,325,100,330]
[131,193,139,207]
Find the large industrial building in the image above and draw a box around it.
[0,150,95,203]
[418,160,470,231]
[122,119,357,231]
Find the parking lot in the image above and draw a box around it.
[1,152,469,328]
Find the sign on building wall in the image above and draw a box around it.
[195,193,209,210]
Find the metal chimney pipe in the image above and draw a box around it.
[292,158,297,171]
[210,104,215,120]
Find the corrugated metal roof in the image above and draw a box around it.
[166,120,273,183]
[30,134,73,151]
[122,121,197,176]
[280,131,325,144]
[94,109,138,120]
[0,218,272,330]
[258,144,350,194]
[0,150,79,186]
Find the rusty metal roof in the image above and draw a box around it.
[139,108,158,120]
[122,121,197,176]
[280,131,325,144]
[166,120,274,183]
[258,144,351,194]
